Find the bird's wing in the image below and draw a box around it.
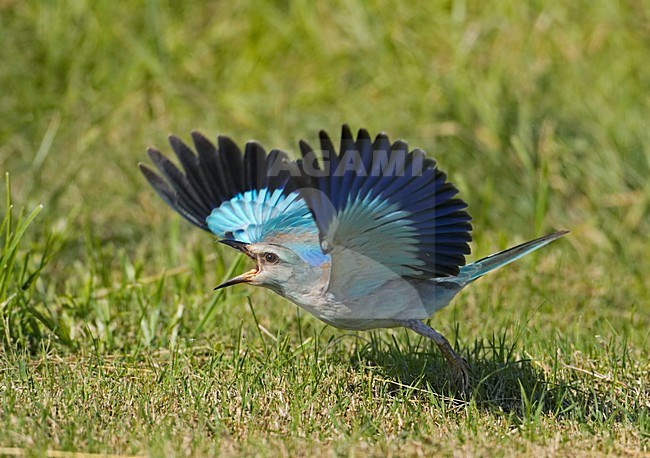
[139,132,314,243]
[298,125,472,298]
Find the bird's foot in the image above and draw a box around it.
[395,319,471,393]
[438,343,471,394]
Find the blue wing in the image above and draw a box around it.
[298,125,472,288]
[139,131,314,244]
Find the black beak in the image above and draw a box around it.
[213,267,259,290]
[219,239,255,259]
[214,239,259,290]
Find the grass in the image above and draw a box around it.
[0,0,648,456]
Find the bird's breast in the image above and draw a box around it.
[281,277,462,331]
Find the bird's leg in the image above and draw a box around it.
[395,319,470,392]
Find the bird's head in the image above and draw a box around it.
[215,239,327,295]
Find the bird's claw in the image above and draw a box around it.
[436,337,471,393]
[447,354,471,394]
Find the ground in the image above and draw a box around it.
[0,1,648,456]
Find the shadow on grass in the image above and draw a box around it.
[347,330,631,424]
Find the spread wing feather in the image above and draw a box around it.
[139,132,310,243]
[298,125,472,294]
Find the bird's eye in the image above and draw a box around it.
[263,252,279,264]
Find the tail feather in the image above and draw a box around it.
[459,231,568,282]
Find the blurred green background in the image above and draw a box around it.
[0,1,648,455]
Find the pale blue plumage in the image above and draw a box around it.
[140,125,567,390]
[206,189,314,242]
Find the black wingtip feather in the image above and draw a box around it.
[140,132,300,234]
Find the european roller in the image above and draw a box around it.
[139,125,567,390]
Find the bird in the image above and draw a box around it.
[139,125,567,390]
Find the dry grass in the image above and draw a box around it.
[0,1,648,456]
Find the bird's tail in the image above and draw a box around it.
[459,231,568,283]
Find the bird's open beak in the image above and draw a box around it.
[214,240,259,290]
